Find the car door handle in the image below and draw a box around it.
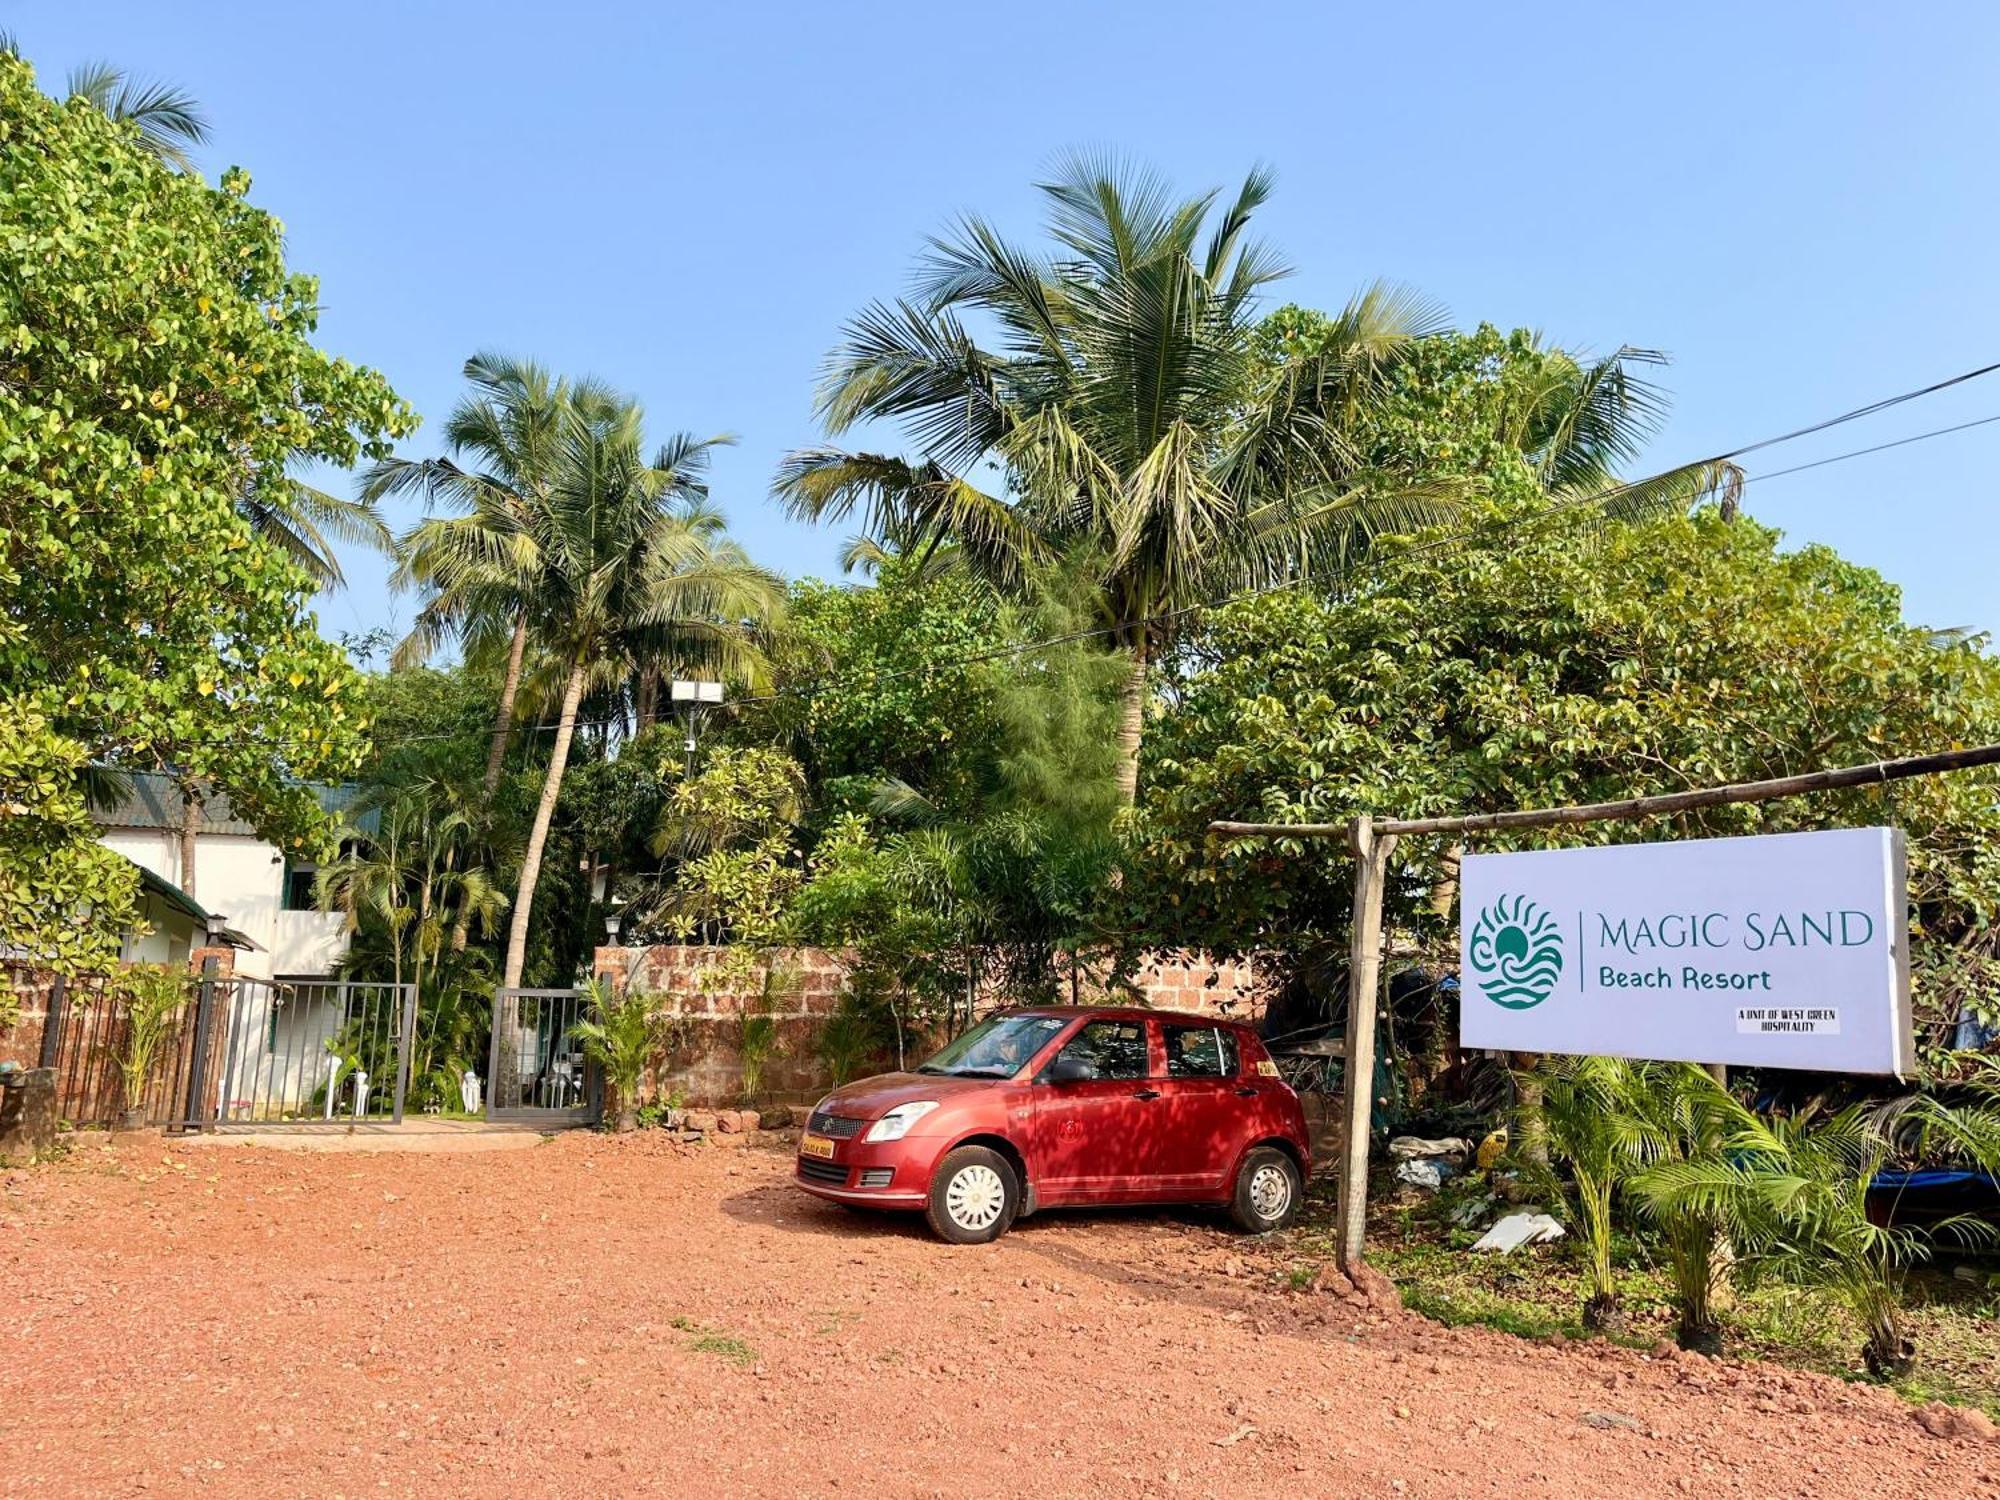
[1133,1088,1161,1101]
[1234,1086,1258,1097]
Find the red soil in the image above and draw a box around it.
[2,1132,1995,1498]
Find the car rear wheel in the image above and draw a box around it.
[925,1145,1019,1244]
[1230,1146,1302,1234]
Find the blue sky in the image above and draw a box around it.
[15,2,2000,639]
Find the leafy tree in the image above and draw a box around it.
[1253,316,1741,520]
[739,557,1004,812]
[788,578,1126,1027]
[0,55,413,967]
[648,746,808,945]
[1128,508,2000,1059]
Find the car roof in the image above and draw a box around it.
[1003,1004,1254,1029]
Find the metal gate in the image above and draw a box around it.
[187,976,418,1128]
[486,987,600,1126]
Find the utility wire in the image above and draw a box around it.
[57,361,2000,757]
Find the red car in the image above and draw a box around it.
[793,1006,1311,1244]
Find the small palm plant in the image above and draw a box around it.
[739,1008,780,1102]
[1525,1054,1655,1332]
[1640,1091,2000,1378]
[1623,1063,1757,1352]
[816,1004,879,1086]
[569,981,662,1133]
[113,966,188,1129]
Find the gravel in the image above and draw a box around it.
[3,1132,1996,1497]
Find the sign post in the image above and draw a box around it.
[1211,741,2000,1277]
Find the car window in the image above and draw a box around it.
[919,1013,1070,1078]
[1162,1024,1238,1079]
[1050,1020,1148,1081]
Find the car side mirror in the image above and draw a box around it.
[1043,1052,1095,1084]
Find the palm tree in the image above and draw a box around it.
[367,355,593,814]
[0,34,211,170]
[242,475,393,588]
[781,157,1737,803]
[780,158,1453,803]
[498,397,783,990]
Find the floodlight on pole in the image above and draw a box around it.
[668,679,726,776]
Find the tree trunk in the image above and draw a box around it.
[1112,637,1150,807]
[1512,1052,1549,1167]
[635,665,658,733]
[177,787,200,898]
[481,611,531,800]
[454,610,531,954]
[501,657,588,991]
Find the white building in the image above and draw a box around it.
[91,776,397,1122]
[93,773,359,982]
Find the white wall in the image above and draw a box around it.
[98,829,350,981]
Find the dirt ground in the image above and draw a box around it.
[3,1133,1997,1499]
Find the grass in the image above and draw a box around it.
[669,1315,758,1368]
[1269,1171,2000,1417]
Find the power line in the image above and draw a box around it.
[56,360,2000,758]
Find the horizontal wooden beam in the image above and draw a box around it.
[1208,741,2000,844]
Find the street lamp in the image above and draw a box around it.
[668,678,725,777]
[604,898,626,946]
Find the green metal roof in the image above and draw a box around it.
[93,772,377,837]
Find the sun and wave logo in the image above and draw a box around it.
[1466,894,1564,1009]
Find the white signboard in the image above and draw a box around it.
[1458,827,1912,1075]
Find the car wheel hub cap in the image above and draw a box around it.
[1250,1163,1290,1220]
[946,1164,1005,1230]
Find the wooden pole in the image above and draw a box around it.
[1337,816,1396,1276]
[1209,740,2000,844]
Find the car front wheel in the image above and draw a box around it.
[1230,1146,1302,1234]
[925,1145,1020,1244]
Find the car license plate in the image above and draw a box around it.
[799,1133,837,1160]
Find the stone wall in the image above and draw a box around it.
[589,944,1269,1108]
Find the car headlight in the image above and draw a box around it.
[864,1101,939,1142]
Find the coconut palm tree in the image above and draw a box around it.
[0,34,212,170]
[366,356,602,808]
[779,157,1451,803]
[497,398,783,990]
[781,157,1736,803]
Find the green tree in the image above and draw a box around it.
[496,400,781,989]
[1128,508,2000,1056]
[0,55,413,966]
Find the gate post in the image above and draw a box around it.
[587,971,610,1126]
[180,957,220,1133]
[392,982,419,1126]
[484,990,506,1122]
[37,973,67,1071]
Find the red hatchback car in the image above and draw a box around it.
[793,1006,1311,1243]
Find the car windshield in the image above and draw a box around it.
[917,1014,1071,1078]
